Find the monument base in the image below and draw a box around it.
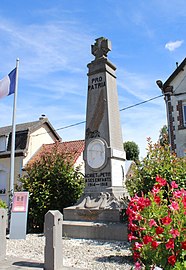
[63,190,129,241]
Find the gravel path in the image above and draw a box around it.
[6,234,134,269]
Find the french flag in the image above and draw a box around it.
[0,68,16,99]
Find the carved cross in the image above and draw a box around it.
[91,37,111,59]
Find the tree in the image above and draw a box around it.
[159,125,169,147]
[126,138,186,197]
[123,141,140,162]
[18,142,84,232]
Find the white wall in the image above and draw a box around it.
[23,124,57,166]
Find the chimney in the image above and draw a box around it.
[39,114,46,120]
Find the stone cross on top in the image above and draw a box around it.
[91,37,111,60]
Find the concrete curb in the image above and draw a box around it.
[0,256,84,270]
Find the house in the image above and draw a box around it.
[0,115,61,204]
[156,58,186,157]
[28,140,85,174]
[125,160,136,180]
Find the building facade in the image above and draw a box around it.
[156,58,186,157]
[0,116,61,204]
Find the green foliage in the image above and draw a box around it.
[19,143,84,232]
[159,125,169,147]
[123,141,140,162]
[0,199,7,208]
[126,138,186,197]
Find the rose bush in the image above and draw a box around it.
[127,176,186,270]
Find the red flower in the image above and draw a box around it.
[129,223,138,232]
[181,241,186,250]
[171,181,178,189]
[154,195,161,205]
[182,196,186,209]
[156,176,167,187]
[168,255,176,266]
[139,227,146,231]
[173,190,183,198]
[134,261,142,270]
[151,240,160,249]
[133,242,143,250]
[169,228,180,238]
[166,238,174,249]
[152,185,160,194]
[128,233,138,242]
[137,197,151,210]
[133,251,140,261]
[156,226,164,235]
[169,201,179,211]
[161,216,172,225]
[143,235,153,244]
[149,219,157,227]
[144,198,151,207]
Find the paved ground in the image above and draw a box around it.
[0,256,82,270]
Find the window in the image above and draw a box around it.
[0,136,7,152]
[180,143,186,157]
[183,104,186,127]
[0,170,7,194]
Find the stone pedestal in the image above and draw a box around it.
[44,210,63,270]
[63,191,128,241]
[0,209,6,261]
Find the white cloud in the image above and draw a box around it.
[0,17,92,81]
[165,40,184,51]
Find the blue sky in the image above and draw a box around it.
[0,0,186,158]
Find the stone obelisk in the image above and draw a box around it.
[83,37,126,199]
[63,38,128,241]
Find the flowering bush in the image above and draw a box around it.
[127,176,186,269]
[126,138,186,197]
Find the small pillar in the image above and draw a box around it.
[44,210,63,270]
[0,209,7,261]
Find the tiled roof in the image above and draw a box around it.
[59,140,85,163]
[163,58,186,89]
[0,120,40,136]
[0,117,61,155]
[0,118,61,140]
[29,140,85,166]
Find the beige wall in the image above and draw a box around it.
[23,124,58,166]
[74,153,85,174]
[170,69,186,157]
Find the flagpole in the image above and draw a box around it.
[10,58,19,195]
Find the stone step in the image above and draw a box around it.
[62,220,128,241]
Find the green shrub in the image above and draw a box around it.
[126,138,186,197]
[0,199,7,209]
[19,143,85,232]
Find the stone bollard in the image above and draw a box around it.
[44,210,63,270]
[0,208,7,261]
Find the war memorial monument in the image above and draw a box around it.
[63,37,128,241]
